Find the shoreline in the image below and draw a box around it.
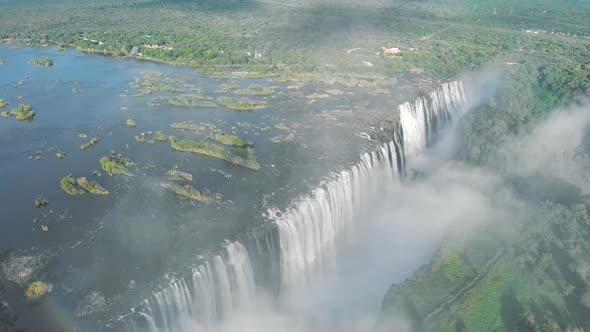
[0,39,411,87]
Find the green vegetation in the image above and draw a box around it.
[0,99,8,108]
[34,198,48,208]
[460,63,590,166]
[61,175,108,195]
[130,72,187,95]
[0,111,9,118]
[171,121,215,132]
[384,203,590,331]
[61,176,84,195]
[154,131,168,142]
[174,185,209,202]
[1,0,587,82]
[212,133,251,147]
[169,136,260,170]
[126,119,136,127]
[100,156,133,176]
[135,131,168,144]
[9,104,35,121]
[76,177,109,195]
[167,169,193,182]
[80,137,99,150]
[233,84,277,96]
[217,97,266,111]
[28,59,53,67]
[216,83,239,93]
[55,151,65,159]
[168,94,216,108]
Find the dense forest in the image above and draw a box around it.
[0,0,589,80]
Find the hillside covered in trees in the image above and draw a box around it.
[1,0,589,81]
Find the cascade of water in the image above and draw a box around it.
[272,81,466,299]
[137,241,256,331]
[399,81,465,158]
[138,312,159,332]
[270,142,399,297]
[225,242,256,309]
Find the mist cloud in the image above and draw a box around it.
[203,104,590,332]
[497,102,590,193]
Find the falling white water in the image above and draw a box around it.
[138,312,159,332]
[138,241,256,331]
[225,242,256,309]
[270,142,401,298]
[399,81,465,158]
[271,81,466,301]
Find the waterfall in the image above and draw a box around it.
[133,81,466,331]
[272,81,466,298]
[270,143,401,296]
[137,241,256,331]
[399,81,465,158]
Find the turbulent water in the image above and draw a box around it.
[134,81,466,331]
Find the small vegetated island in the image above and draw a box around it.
[162,168,209,202]
[174,184,209,202]
[233,84,277,96]
[34,197,49,208]
[80,137,100,150]
[216,83,239,93]
[167,169,193,182]
[99,155,134,176]
[169,136,260,170]
[61,175,108,195]
[135,130,168,144]
[167,94,216,108]
[28,59,54,67]
[171,121,217,132]
[130,71,200,95]
[216,97,267,111]
[2,104,35,120]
